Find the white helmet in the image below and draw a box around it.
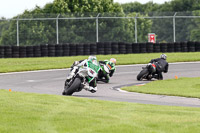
[160,54,167,60]
[88,55,97,61]
[110,58,116,65]
[73,61,79,66]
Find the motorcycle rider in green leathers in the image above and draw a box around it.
[66,55,100,93]
[97,58,116,83]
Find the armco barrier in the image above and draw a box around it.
[0,42,200,58]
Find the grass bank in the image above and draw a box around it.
[0,89,200,133]
[122,77,200,98]
[0,52,200,73]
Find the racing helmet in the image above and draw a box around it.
[88,55,97,61]
[88,55,98,65]
[160,54,167,60]
[110,58,116,65]
[73,61,79,66]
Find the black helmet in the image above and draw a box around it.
[160,54,167,60]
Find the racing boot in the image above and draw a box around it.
[152,74,158,79]
[152,74,163,80]
[83,84,97,93]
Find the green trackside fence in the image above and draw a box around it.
[0,12,200,46]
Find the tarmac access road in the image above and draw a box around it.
[0,62,200,107]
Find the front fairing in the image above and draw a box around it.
[87,60,100,77]
[78,67,88,77]
[99,64,108,75]
[78,60,100,79]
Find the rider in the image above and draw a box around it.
[149,54,169,80]
[66,55,100,93]
[97,58,116,83]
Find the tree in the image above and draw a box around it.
[190,10,200,41]
[121,0,200,42]
[0,0,123,45]
[122,2,160,13]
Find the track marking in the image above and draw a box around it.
[27,80,36,82]
[111,87,128,93]
[115,88,128,93]
[0,69,69,76]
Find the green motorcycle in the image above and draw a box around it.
[97,60,116,83]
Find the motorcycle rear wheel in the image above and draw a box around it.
[137,69,149,81]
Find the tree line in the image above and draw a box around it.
[0,0,200,46]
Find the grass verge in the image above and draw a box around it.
[0,89,200,133]
[1,52,200,73]
[122,77,200,98]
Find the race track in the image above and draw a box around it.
[0,62,200,107]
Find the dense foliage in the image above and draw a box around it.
[0,0,200,45]
[122,0,200,42]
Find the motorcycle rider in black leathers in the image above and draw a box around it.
[149,54,169,80]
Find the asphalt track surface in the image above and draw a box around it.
[0,62,200,107]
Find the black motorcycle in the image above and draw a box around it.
[137,63,158,81]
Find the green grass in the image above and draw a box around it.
[1,53,200,132]
[122,77,200,98]
[1,52,200,73]
[0,89,200,133]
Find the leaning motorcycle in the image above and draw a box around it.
[137,62,157,81]
[97,62,111,82]
[62,60,100,96]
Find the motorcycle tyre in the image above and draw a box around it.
[63,78,81,96]
[137,69,149,81]
[62,80,69,95]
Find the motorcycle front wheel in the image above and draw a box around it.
[63,78,81,95]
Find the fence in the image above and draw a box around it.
[1,12,200,46]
